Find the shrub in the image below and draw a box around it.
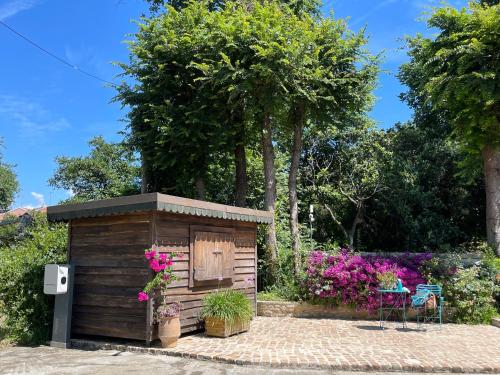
[257,291,287,301]
[304,249,430,311]
[445,266,498,324]
[0,213,67,344]
[421,244,499,323]
[0,219,18,248]
[201,290,253,326]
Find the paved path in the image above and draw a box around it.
[72,317,500,373]
[0,346,491,375]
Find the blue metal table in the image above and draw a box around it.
[378,289,409,329]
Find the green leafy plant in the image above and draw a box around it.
[446,266,498,324]
[257,291,287,302]
[377,270,398,290]
[0,213,67,344]
[200,290,253,327]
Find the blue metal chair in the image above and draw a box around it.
[411,284,444,327]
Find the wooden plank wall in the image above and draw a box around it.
[154,212,257,335]
[70,213,151,340]
[69,211,258,341]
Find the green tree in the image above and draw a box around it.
[118,1,379,282]
[146,0,321,15]
[49,136,140,202]
[402,2,500,255]
[116,3,235,201]
[285,16,377,274]
[303,122,389,248]
[0,139,19,211]
[364,120,485,252]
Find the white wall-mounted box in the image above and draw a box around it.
[44,264,69,295]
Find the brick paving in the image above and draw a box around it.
[72,317,500,373]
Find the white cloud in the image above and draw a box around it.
[0,95,70,142]
[66,189,75,198]
[31,191,45,207]
[0,0,38,21]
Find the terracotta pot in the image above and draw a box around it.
[158,316,180,348]
[204,317,250,338]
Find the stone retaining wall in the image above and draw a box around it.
[257,300,456,321]
[257,301,378,319]
[359,251,482,267]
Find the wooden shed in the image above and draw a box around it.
[47,193,273,344]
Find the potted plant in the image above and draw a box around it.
[377,270,398,290]
[156,301,182,348]
[201,289,253,338]
[138,249,182,348]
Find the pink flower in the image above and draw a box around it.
[145,250,156,260]
[163,273,171,281]
[159,253,167,262]
[138,291,149,302]
[150,259,166,272]
[165,258,173,267]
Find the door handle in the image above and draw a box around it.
[213,249,222,255]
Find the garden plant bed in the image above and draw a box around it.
[71,316,500,373]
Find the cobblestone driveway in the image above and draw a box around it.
[73,317,500,373]
[0,345,495,375]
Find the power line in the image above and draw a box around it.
[0,20,117,87]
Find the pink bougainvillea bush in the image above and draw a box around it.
[305,249,431,312]
[137,249,183,301]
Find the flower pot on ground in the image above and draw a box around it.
[201,289,253,338]
[156,301,182,348]
[158,316,181,348]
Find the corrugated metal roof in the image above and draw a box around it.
[47,193,273,224]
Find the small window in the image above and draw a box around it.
[190,227,234,285]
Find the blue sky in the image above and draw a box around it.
[0,0,467,209]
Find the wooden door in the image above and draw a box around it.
[190,227,234,285]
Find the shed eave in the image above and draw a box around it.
[47,193,273,224]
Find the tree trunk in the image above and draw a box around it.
[195,176,206,201]
[348,204,364,249]
[140,151,149,194]
[234,126,248,207]
[482,145,500,256]
[261,111,278,282]
[324,204,349,242]
[288,103,304,277]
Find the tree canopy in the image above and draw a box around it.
[0,140,19,211]
[402,1,500,255]
[116,0,377,280]
[49,136,140,202]
[401,2,500,162]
